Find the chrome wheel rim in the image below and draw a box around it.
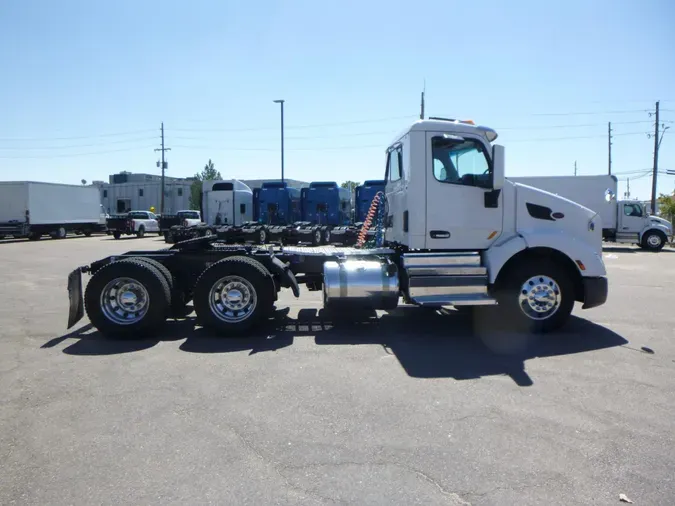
[100,277,150,325]
[260,230,266,243]
[204,229,213,237]
[209,275,257,323]
[315,230,321,243]
[647,234,661,247]
[518,275,561,320]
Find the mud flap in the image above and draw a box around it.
[67,268,84,329]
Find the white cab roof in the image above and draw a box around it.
[389,119,498,147]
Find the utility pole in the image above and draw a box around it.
[625,178,630,199]
[574,160,577,176]
[273,100,285,182]
[651,101,660,214]
[154,122,171,215]
[420,80,425,120]
[608,122,612,175]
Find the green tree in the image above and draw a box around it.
[341,180,360,193]
[657,192,675,240]
[189,159,223,210]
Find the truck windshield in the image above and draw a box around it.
[432,137,490,187]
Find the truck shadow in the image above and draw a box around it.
[44,306,628,386]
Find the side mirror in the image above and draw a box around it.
[492,144,505,190]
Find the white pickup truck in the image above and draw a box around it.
[106,210,160,239]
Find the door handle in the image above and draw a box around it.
[430,230,450,239]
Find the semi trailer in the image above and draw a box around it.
[0,181,107,240]
[66,117,609,339]
[509,175,673,251]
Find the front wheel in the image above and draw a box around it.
[494,260,575,333]
[641,230,666,252]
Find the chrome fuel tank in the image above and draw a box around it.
[322,259,399,310]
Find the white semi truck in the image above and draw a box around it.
[66,118,608,338]
[0,181,107,241]
[509,175,673,251]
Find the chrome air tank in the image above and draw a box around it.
[322,259,399,310]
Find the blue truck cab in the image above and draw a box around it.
[354,180,386,222]
[257,182,301,225]
[301,182,351,226]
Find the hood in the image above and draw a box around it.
[513,182,602,250]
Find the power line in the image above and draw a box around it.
[0,129,157,142]
[0,145,156,159]
[171,115,417,133]
[0,136,158,151]
[507,131,648,142]
[529,109,650,117]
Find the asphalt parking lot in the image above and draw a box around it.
[1,235,674,505]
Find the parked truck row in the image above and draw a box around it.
[163,179,386,246]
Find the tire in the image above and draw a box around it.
[641,230,666,252]
[158,231,163,236]
[84,258,171,337]
[494,259,575,333]
[129,257,191,317]
[323,228,331,245]
[258,228,267,244]
[0,235,5,240]
[28,232,41,241]
[84,229,92,237]
[311,229,321,246]
[137,226,145,238]
[113,231,121,240]
[193,256,275,335]
[52,227,66,239]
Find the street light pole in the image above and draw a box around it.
[273,99,285,182]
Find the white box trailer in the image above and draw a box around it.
[509,175,673,251]
[0,181,107,240]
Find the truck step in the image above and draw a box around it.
[414,293,498,307]
[403,252,485,276]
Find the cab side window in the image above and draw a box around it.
[387,146,403,182]
[623,204,642,217]
[431,136,491,188]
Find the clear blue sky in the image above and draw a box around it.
[1,0,674,200]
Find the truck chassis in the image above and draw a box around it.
[67,235,607,339]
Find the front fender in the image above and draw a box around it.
[519,231,606,277]
[640,225,671,242]
[483,232,606,284]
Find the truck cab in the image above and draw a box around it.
[201,180,253,227]
[382,118,607,328]
[616,200,672,250]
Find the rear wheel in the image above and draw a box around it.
[28,232,41,241]
[113,231,121,240]
[323,228,331,244]
[52,227,67,239]
[84,259,171,337]
[83,229,92,237]
[311,229,321,246]
[494,259,575,333]
[137,226,145,238]
[193,256,275,335]
[642,230,666,251]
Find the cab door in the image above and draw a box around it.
[618,202,645,234]
[425,132,503,250]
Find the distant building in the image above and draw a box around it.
[95,172,195,214]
